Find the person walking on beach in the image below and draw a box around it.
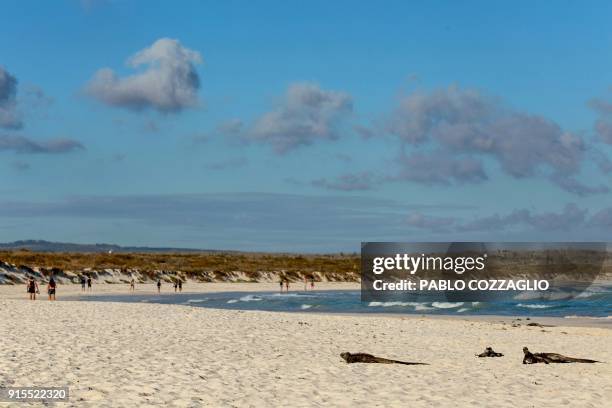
[26,277,39,300]
[80,276,86,292]
[178,280,182,292]
[157,279,161,293]
[174,281,178,292]
[279,279,284,293]
[310,278,315,290]
[87,276,92,292]
[47,277,57,301]
[285,280,290,293]
[129,278,135,292]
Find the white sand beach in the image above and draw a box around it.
[0,283,610,407]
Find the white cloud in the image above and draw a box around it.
[384,85,604,195]
[247,82,352,152]
[86,38,202,113]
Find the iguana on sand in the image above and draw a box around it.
[522,347,599,364]
[476,346,504,357]
[340,352,428,365]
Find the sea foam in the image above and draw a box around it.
[517,303,551,309]
[432,302,464,309]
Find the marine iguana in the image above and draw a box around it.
[340,352,428,365]
[522,347,599,364]
[476,346,504,357]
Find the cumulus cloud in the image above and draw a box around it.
[387,86,495,145]
[385,86,603,195]
[0,66,22,129]
[0,134,84,154]
[86,38,202,113]
[246,82,353,153]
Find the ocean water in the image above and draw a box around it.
[72,283,612,318]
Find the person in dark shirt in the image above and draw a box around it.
[47,277,57,301]
[26,277,39,300]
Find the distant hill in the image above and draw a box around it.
[0,240,219,254]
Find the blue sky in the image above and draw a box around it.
[1,0,612,251]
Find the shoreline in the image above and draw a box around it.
[2,282,610,329]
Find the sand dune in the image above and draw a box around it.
[0,283,610,407]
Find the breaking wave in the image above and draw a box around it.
[517,303,551,309]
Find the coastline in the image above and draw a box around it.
[1,282,610,329]
[1,288,610,407]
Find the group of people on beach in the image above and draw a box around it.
[173,279,183,292]
[26,275,186,299]
[26,276,56,301]
[279,277,316,293]
[153,279,184,293]
[27,273,92,301]
[80,275,92,292]
[27,274,87,300]
[279,279,290,293]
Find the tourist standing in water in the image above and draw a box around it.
[47,277,57,301]
[26,277,39,300]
